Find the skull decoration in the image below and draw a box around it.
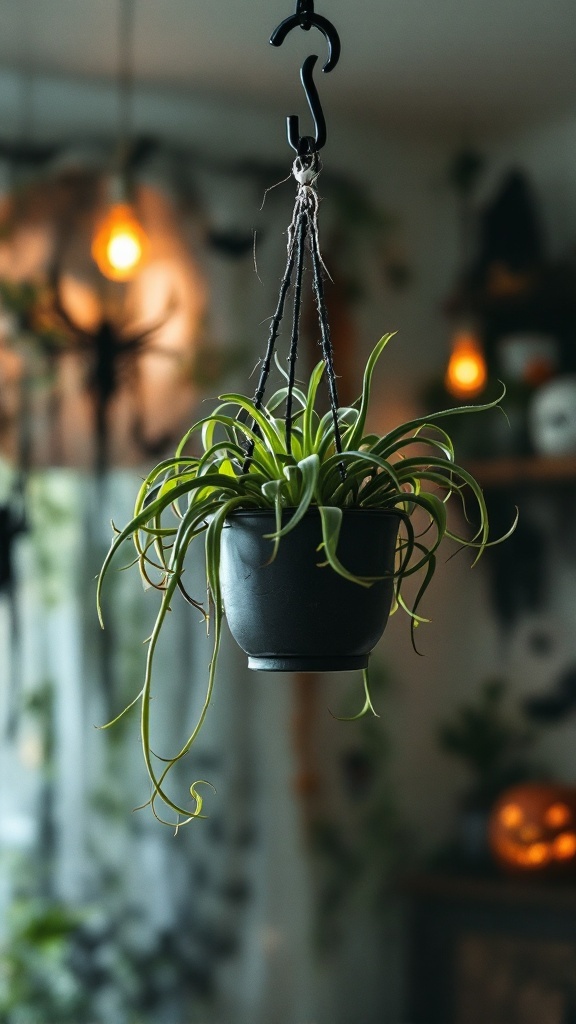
[498,332,558,386]
[489,783,576,874]
[529,377,576,456]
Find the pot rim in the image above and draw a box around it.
[224,506,402,520]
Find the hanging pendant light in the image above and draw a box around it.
[91,0,148,282]
[444,149,488,400]
[445,326,487,399]
[91,178,148,281]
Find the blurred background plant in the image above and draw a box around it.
[438,678,539,813]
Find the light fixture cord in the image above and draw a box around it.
[18,0,34,147]
[118,0,134,162]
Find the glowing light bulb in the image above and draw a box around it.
[92,202,148,281]
[445,329,488,399]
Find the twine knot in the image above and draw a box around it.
[292,153,320,187]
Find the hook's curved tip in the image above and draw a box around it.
[301,53,319,74]
[269,16,293,48]
[313,15,341,72]
[322,54,339,73]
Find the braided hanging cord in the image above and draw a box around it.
[242,154,344,475]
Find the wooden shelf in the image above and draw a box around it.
[406,870,576,912]
[466,455,576,488]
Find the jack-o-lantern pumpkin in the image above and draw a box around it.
[489,783,576,875]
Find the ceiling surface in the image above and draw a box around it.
[0,0,575,137]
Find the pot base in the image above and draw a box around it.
[248,654,369,673]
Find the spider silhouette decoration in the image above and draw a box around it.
[48,269,180,477]
[44,270,181,715]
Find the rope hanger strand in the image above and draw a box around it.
[243,2,344,477]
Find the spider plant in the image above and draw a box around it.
[98,332,514,828]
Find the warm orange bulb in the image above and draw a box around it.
[91,203,148,281]
[444,330,488,399]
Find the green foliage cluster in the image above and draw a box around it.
[0,894,200,1024]
[438,678,537,809]
[98,333,514,828]
[0,900,88,1024]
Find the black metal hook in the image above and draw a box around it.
[270,4,341,73]
[286,55,325,155]
[270,3,340,155]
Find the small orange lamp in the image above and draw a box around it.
[91,194,148,282]
[445,328,487,399]
[91,0,148,282]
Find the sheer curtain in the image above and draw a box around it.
[0,181,320,1021]
[0,472,319,1023]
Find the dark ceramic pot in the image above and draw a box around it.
[219,508,400,672]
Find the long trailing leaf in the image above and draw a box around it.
[317,506,377,587]
[141,495,259,827]
[97,475,242,626]
[267,382,308,414]
[331,669,379,722]
[374,384,506,457]
[375,431,455,464]
[218,393,286,452]
[304,359,327,454]
[188,410,281,475]
[400,541,438,654]
[315,406,359,458]
[321,448,404,502]
[342,332,396,450]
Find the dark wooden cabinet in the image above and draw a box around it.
[406,873,576,1024]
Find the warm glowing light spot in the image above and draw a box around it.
[525,842,551,866]
[444,330,488,399]
[500,803,523,829]
[92,203,148,281]
[545,803,572,829]
[107,231,142,273]
[552,832,576,860]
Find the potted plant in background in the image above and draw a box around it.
[98,333,514,827]
[438,678,538,865]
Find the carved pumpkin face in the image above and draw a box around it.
[489,784,576,874]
